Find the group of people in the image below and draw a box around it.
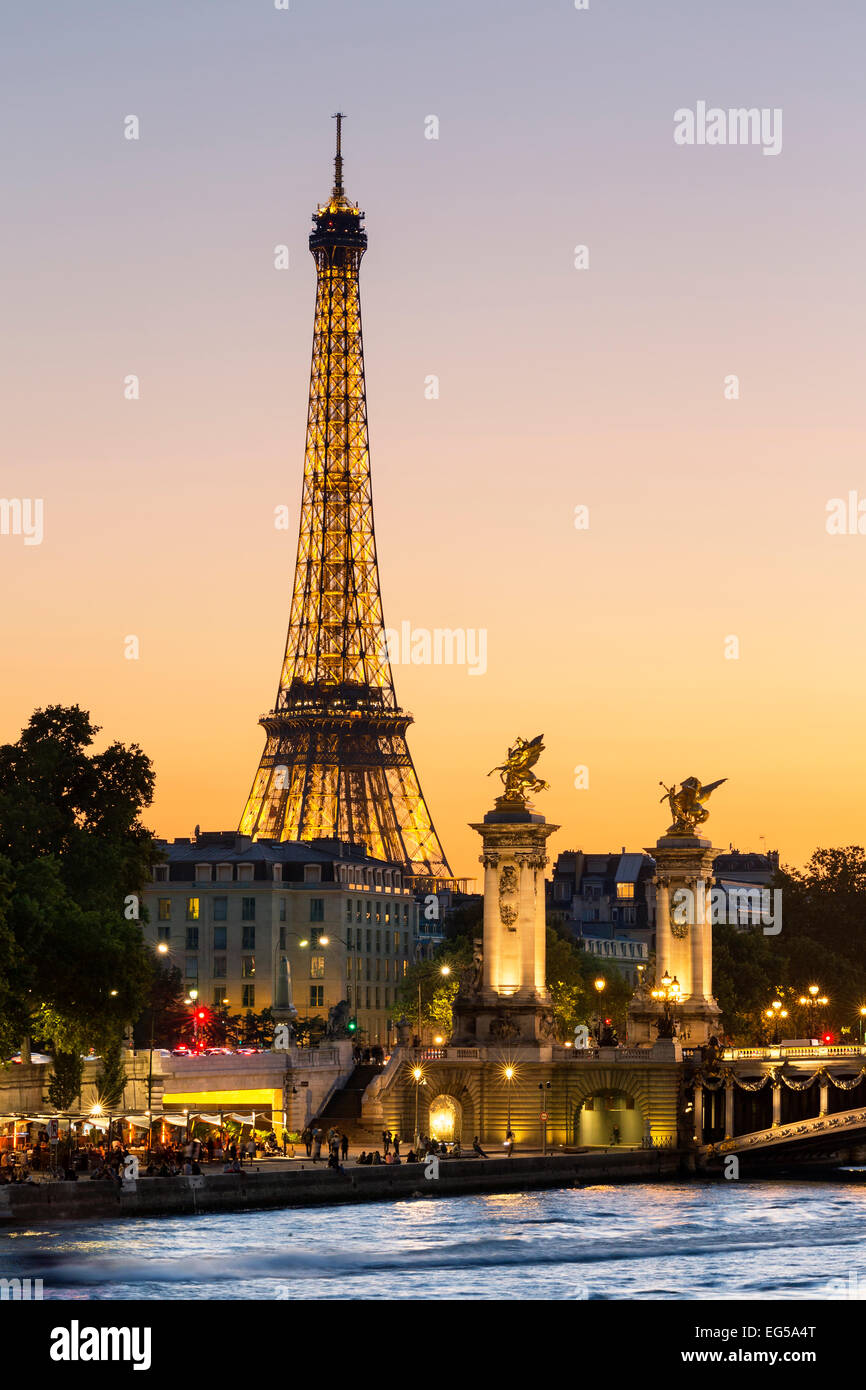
[351,1045,385,1066]
[300,1125,350,1167]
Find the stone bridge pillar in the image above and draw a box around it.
[693,1082,703,1145]
[724,1077,735,1140]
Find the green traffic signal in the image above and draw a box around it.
[347,1017,357,1033]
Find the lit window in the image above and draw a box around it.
[616,884,635,900]
[158,898,171,921]
[186,897,200,921]
[242,956,255,979]
[310,955,325,979]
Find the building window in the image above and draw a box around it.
[213,925,227,950]
[310,985,324,1008]
[366,929,372,953]
[242,925,255,950]
[366,987,371,1009]
[375,902,381,924]
[242,984,255,1009]
[402,959,408,977]
[616,883,635,900]
[272,864,283,883]
[216,864,233,882]
[186,897,200,921]
[213,956,226,978]
[310,955,325,979]
[304,865,322,883]
[195,863,212,883]
[346,926,353,948]
[403,932,409,953]
[242,956,255,979]
[185,926,199,950]
[355,899,362,922]
[157,924,170,943]
[385,905,391,925]
[242,896,256,922]
[185,957,198,981]
[158,898,171,921]
[237,864,254,883]
[346,900,353,922]
[279,925,286,949]
[346,956,353,977]
[154,865,168,883]
[375,959,381,981]
[213,987,227,1007]
[384,958,390,980]
[346,985,352,1006]
[279,898,287,922]
[212,897,227,922]
[375,988,380,1009]
[310,898,324,923]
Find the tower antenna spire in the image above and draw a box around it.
[332,111,345,197]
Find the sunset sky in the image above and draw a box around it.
[2,0,865,877]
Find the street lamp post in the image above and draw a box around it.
[651,971,682,1038]
[593,977,607,1044]
[411,1065,425,1148]
[764,999,789,1046]
[859,1007,866,1046]
[537,1080,551,1155]
[798,985,829,1042]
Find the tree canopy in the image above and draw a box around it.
[0,705,157,1057]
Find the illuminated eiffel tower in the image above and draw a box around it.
[240,117,451,881]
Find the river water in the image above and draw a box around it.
[2,1180,864,1300]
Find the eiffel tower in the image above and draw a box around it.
[240,116,451,881]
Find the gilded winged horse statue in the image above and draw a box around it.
[659,776,726,835]
[489,734,549,805]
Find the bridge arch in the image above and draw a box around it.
[569,1068,650,1148]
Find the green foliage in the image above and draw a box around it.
[45,1050,84,1112]
[0,706,157,1058]
[95,1038,127,1111]
[390,935,473,1032]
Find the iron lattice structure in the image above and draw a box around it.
[240,118,451,879]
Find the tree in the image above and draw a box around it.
[95,1039,128,1111]
[45,1050,84,1112]
[0,706,156,1056]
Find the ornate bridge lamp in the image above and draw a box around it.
[593,977,607,1044]
[764,999,789,1046]
[651,972,682,1038]
[798,985,829,1042]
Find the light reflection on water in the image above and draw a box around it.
[1,1181,865,1300]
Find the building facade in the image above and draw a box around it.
[141,832,419,1045]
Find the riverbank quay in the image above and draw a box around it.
[0,1149,680,1225]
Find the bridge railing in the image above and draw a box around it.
[723,1045,866,1061]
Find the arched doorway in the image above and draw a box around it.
[428,1094,461,1144]
[576,1089,643,1147]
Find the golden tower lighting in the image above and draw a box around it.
[239,116,450,881]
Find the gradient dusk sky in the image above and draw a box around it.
[2,0,865,876]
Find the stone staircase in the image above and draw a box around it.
[313,1064,387,1146]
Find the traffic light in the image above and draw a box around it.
[196,1008,207,1023]
[822,1032,834,1044]
[347,1017,358,1033]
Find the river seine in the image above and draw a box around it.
[2,1180,864,1300]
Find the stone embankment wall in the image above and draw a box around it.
[0,1150,680,1226]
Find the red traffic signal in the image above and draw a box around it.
[822,1032,834,1044]
[195,1009,207,1022]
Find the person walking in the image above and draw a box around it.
[312,1127,323,1162]
[504,1130,514,1158]
[340,1132,349,1161]
[302,1126,313,1158]
[392,1134,400,1158]
[245,1136,256,1166]
[472,1136,488,1158]
[382,1129,391,1155]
